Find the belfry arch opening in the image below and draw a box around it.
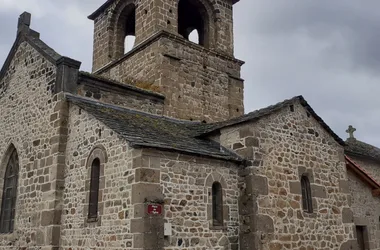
[178,0,210,47]
[115,4,136,57]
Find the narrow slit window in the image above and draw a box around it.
[88,158,100,219]
[0,149,19,233]
[301,175,313,213]
[212,182,223,226]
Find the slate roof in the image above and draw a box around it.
[194,96,345,146]
[66,94,244,163]
[345,138,380,162]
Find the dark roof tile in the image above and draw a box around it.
[345,138,380,162]
[66,94,244,163]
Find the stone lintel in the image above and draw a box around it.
[354,217,370,226]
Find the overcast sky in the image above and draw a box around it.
[0,0,379,147]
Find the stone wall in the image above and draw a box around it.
[0,41,64,249]
[98,35,244,122]
[99,40,160,89]
[77,78,164,115]
[91,0,237,71]
[59,106,242,249]
[348,170,380,250]
[138,148,241,250]
[219,101,355,250]
[60,104,136,249]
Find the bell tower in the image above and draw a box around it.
[89,0,244,122]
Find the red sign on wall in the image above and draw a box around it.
[147,204,162,215]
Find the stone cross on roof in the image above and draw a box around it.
[346,125,356,139]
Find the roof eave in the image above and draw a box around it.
[131,142,245,165]
[88,0,115,20]
[199,96,345,147]
[0,29,62,83]
[345,155,380,194]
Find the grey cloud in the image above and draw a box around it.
[233,1,380,146]
[0,0,379,146]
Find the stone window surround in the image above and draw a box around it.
[354,217,371,249]
[289,166,320,218]
[301,174,313,214]
[113,1,136,58]
[83,145,107,227]
[110,0,217,53]
[183,0,216,48]
[178,0,211,47]
[205,172,229,230]
[0,144,19,235]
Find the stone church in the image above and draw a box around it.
[0,0,379,249]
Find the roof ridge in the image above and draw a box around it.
[345,138,380,162]
[346,138,380,149]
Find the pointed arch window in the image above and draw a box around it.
[88,158,100,219]
[212,182,223,226]
[301,175,313,213]
[0,149,19,233]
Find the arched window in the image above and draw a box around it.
[301,175,313,213]
[0,149,19,233]
[178,0,209,46]
[212,182,223,226]
[115,4,136,57]
[88,158,100,219]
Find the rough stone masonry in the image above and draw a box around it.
[2,0,380,249]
